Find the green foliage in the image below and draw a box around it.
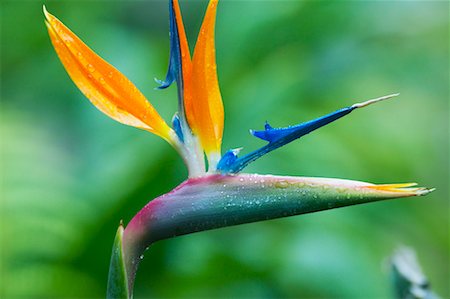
[1,1,448,298]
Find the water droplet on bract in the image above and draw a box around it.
[139,254,144,260]
[276,180,289,188]
[239,178,244,182]
[108,71,113,78]
[77,52,82,58]
[87,63,95,73]
[99,77,105,85]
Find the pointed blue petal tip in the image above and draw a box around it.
[250,121,275,142]
[155,77,174,89]
[157,0,182,90]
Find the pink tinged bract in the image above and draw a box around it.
[117,174,432,294]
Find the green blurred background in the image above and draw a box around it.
[1,0,448,298]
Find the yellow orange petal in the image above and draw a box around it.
[189,0,224,159]
[44,6,172,141]
[173,0,191,67]
[364,183,434,196]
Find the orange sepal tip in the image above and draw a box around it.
[364,183,434,196]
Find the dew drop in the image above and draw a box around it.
[276,180,289,188]
[87,63,95,73]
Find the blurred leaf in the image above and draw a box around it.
[1,1,448,298]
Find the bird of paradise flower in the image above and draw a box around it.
[44,0,433,297]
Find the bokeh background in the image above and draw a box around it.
[1,0,448,298]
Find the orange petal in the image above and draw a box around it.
[173,0,191,67]
[189,0,224,159]
[44,6,172,141]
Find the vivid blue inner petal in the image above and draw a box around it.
[216,148,241,171]
[156,0,182,90]
[218,106,355,173]
[155,0,192,143]
[172,113,184,142]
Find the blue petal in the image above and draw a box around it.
[156,0,183,90]
[251,107,353,144]
[216,148,241,170]
[172,113,184,142]
[218,106,355,173]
